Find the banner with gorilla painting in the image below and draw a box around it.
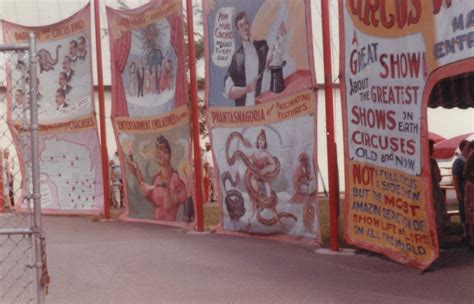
[106,0,187,118]
[204,0,319,241]
[3,4,104,214]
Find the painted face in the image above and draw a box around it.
[56,93,64,106]
[155,142,170,166]
[78,40,86,52]
[69,43,78,57]
[257,135,266,149]
[237,16,250,41]
[63,57,71,71]
[59,74,67,86]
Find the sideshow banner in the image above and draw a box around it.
[106,0,188,117]
[203,0,318,241]
[208,91,320,240]
[11,116,103,213]
[116,106,195,224]
[3,4,94,123]
[3,5,104,214]
[340,1,474,269]
[203,0,316,108]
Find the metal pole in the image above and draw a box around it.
[320,0,340,251]
[29,32,45,304]
[93,0,111,219]
[186,0,205,232]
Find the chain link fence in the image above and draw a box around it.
[0,37,46,304]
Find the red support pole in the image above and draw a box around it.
[93,0,111,219]
[186,0,205,232]
[321,0,340,251]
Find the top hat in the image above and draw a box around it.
[268,60,286,94]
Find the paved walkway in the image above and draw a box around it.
[44,216,474,304]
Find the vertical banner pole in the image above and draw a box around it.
[93,0,111,219]
[321,0,340,251]
[186,0,205,232]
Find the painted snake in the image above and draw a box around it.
[222,131,297,227]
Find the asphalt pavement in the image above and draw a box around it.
[44,216,474,304]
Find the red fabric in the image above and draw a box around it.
[433,133,474,159]
[428,132,445,144]
[168,13,188,107]
[111,31,132,117]
[257,70,312,104]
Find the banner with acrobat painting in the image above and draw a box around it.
[339,1,474,269]
[203,0,316,108]
[3,4,95,124]
[106,0,187,118]
[116,106,195,226]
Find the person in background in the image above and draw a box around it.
[2,149,14,208]
[109,159,122,209]
[12,88,25,121]
[452,139,471,241]
[463,141,474,249]
[429,139,450,240]
[112,151,124,207]
[203,142,217,202]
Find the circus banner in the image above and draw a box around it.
[10,117,103,213]
[107,1,193,226]
[116,106,194,225]
[106,0,187,117]
[204,0,319,241]
[3,4,94,123]
[339,1,474,269]
[3,4,104,214]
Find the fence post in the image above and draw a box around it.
[28,32,46,304]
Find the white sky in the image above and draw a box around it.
[0,0,472,186]
[0,0,339,86]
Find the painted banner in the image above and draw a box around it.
[10,118,104,212]
[106,0,187,118]
[3,4,104,214]
[107,1,194,226]
[3,5,94,123]
[203,0,319,241]
[116,106,194,225]
[340,1,474,269]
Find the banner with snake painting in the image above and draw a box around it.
[203,0,319,241]
[339,0,474,269]
[107,2,194,227]
[3,4,104,214]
